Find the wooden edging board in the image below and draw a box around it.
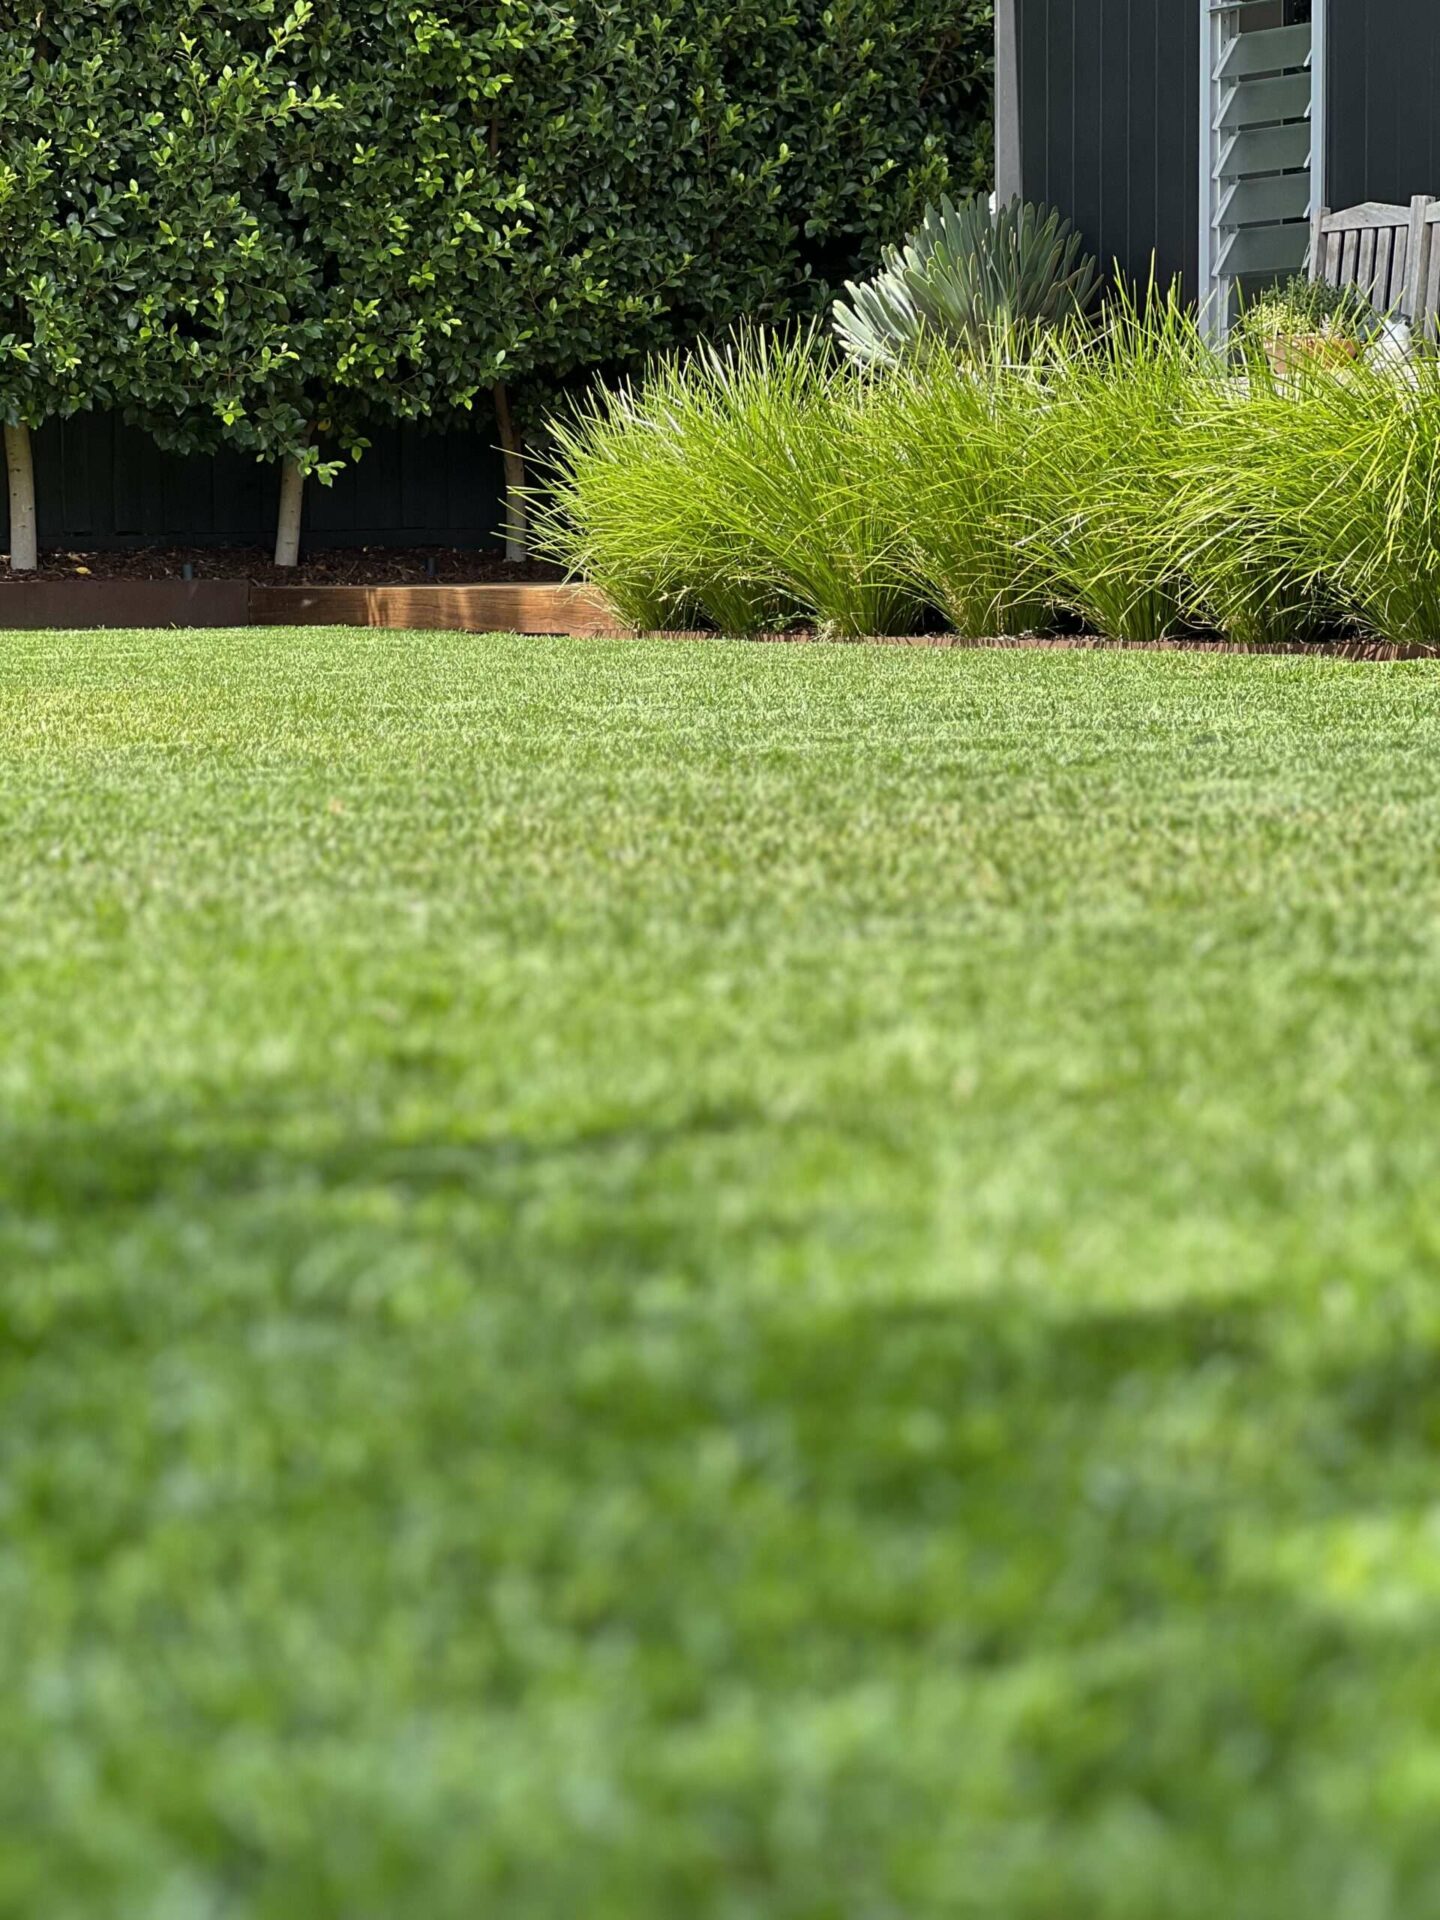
[0,579,251,629]
[248,582,620,634]
[0,579,617,634]
[1,576,1436,660]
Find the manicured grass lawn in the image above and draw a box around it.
[6,627,1440,1917]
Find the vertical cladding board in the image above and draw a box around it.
[2,415,506,553]
[1326,0,1440,211]
[1016,0,1200,292]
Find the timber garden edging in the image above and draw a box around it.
[1,578,1437,658]
[247,582,618,634]
[0,579,618,634]
[0,578,253,629]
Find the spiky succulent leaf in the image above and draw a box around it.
[834,194,1100,367]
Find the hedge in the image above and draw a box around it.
[0,0,993,565]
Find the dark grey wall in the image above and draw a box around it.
[1326,0,1440,210]
[1007,0,1440,299]
[1014,0,1200,292]
[3,413,505,554]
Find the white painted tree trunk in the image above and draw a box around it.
[502,450,527,563]
[492,382,528,563]
[274,454,305,568]
[5,423,38,572]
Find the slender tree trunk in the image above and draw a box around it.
[274,451,306,569]
[5,422,38,573]
[492,381,527,563]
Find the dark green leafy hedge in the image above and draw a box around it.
[0,0,991,553]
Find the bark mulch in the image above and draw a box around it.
[0,547,563,587]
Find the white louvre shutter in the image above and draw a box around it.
[1200,2,1320,337]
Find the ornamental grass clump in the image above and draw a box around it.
[678,333,920,637]
[1170,350,1440,649]
[1008,292,1214,643]
[858,334,1053,637]
[1252,355,1440,647]
[539,333,920,637]
[535,363,768,633]
[1165,375,1337,647]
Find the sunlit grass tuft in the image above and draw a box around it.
[536,333,920,637]
[858,337,1052,638]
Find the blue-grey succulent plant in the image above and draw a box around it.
[834,194,1100,367]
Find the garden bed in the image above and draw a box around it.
[539,321,1440,654]
[0,546,563,586]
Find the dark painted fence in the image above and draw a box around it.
[1326,0,1440,211]
[1010,0,1440,300]
[1015,0,1199,294]
[4,412,506,552]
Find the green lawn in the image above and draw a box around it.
[6,628,1440,1918]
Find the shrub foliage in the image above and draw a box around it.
[0,0,994,563]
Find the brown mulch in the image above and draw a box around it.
[0,546,563,587]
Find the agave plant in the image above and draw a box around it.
[833,194,1100,368]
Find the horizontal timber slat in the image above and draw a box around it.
[1216,24,1311,80]
[1218,122,1311,179]
[1218,71,1311,130]
[1327,199,1417,230]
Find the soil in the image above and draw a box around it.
[0,547,565,587]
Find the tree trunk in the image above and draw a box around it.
[5,423,38,572]
[274,452,306,569]
[492,381,527,563]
